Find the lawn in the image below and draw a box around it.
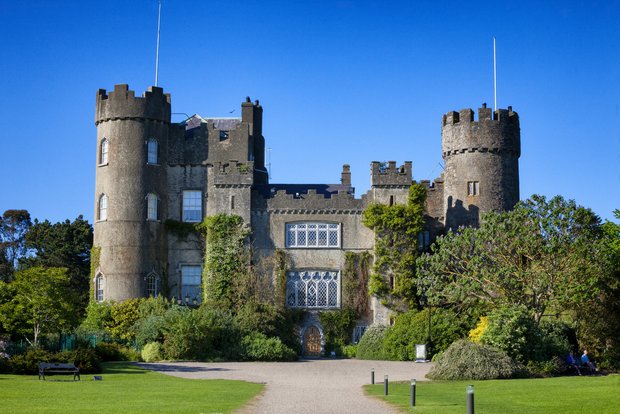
[0,362,264,414]
[365,375,620,414]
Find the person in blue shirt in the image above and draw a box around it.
[581,350,596,373]
[566,352,581,375]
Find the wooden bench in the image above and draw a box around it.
[38,362,80,381]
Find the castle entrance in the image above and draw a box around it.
[303,325,322,357]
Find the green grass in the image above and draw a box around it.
[365,375,620,414]
[0,362,264,414]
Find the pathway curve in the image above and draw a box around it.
[140,359,432,414]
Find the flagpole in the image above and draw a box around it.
[155,0,162,86]
[493,36,497,113]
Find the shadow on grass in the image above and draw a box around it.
[138,363,229,373]
[102,362,148,375]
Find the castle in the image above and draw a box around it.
[93,84,520,356]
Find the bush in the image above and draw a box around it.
[142,342,164,362]
[9,349,55,374]
[241,332,297,361]
[66,347,102,373]
[107,299,142,341]
[356,325,391,360]
[95,342,140,362]
[134,315,166,349]
[427,339,523,380]
[0,357,9,373]
[234,302,301,354]
[538,319,572,360]
[319,308,356,353]
[526,357,565,377]
[480,306,541,364]
[383,308,468,360]
[341,344,357,359]
[79,301,113,335]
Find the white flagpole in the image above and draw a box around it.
[155,0,162,86]
[493,36,497,112]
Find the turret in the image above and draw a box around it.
[93,84,170,301]
[441,103,520,229]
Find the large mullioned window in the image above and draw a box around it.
[182,190,202,222]
[181,265,202,303]
[286,270,340,309]
[286,223,340,248]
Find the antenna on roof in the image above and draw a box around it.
[267,148,272,179]
[493,36,497,112]
[154,0,162,86]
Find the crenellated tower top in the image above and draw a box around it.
[95,84,171,125]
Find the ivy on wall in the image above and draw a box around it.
[273,249,288,308]
[342,251,371,319]
[198,214,250,309]
[164,219,199,240]
[89,246,101,302]
[362,182,426,310]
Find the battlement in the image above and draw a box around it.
[95,84,171,125]
[259,187,365,213]
[370,161,412,187]
[442,103,518,127]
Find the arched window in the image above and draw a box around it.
[100,138,109,165]
[147,193,158,221]
[286,271,340,309]
[146,272,160,297]
[98,194,107,221]
[147,138,158,164]
[95,273,104,302]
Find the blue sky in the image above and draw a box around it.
[0,0,618,223]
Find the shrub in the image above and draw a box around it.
[537,319,572,360]
[66,347,102,373]
[138,296,171,319]
[142,342,164,362]
[526,357,565,377]
[383,308,468,360]
[95,342,140,362]
[341,344,357,359]
[427,339,522,380]
[241,332,297,361]
[356,325,391,360]
[480,306,541,364]
[234,302,301,354]
[0,357,9,373]
[79,301,113,335]
[9,349,55,374]
[134,315,166,349]
[469,316,488,343]
[319,308,356,353]
[107,299,142,341]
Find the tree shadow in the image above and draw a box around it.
[137,363,229,373]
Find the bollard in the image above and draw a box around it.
[384,375,389,396]
[371,368,375,385]
[411,379,416,406]
[466,384,474,414]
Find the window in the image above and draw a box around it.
[100,138,108,165]
[286,223,340,248]
[181,265,202,303]
[286,271,340,309]
[182,190,202,222]
[98,194,108,221]
[146,272,160,297]
[95,273,104,302]
[147,193,158,221]
[147,138,158,164]
[219,131,229,141]
[467,181,480,196]
[417,230,430,251]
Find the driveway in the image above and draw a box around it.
[139,359,432,414]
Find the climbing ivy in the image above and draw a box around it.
[198,214,250,309]
[273,249,288,308]
[319,308,357,353]
[164,219,199,240]
[342,251,371,318]
[362,182,426,309]
[89,246,101,303]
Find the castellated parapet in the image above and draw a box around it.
[371,161,412,187]
[441,104,520,229]
[96,84,171,124]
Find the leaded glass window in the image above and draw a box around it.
[182,190,202,222]
[98,194,107,221]
[285,223,340,248]
[286,271,340,309]
[147,138,158,164]
[146,272,160,297]
[181,265,202,303]
[147,193,158,221]
[95,273,104,302]
[100,138,108,165]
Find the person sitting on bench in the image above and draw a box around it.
[581,350,596,373]
[566,352,581,375]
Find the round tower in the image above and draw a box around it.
[94,84,170,301]
[441,104,520,229]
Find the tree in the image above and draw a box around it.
[417,195,608,324]
[21,216,93,312]
[0,209,32,281]
[362,182,426,309]
[0,267,74,347]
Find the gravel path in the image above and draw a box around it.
[139,359,432,414]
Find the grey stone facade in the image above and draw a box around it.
[93,85,520,354]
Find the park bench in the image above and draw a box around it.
[38,362,80,381]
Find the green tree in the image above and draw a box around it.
[21,216,93,313]
[0,267,74,346]
[362,182,426,309]
[417,195,608,324]
[0,209,32,281]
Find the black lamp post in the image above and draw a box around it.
[419,291,431,356]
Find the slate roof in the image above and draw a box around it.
[180,115,241,131]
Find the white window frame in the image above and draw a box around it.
[146,272,160,297]
[182,190,202,222]
[467,181,480,196]
[285,222,340,248]
[98,194,108,221]
[147,193,158,221]
[181,265,202,303]
[100,138,109,165]
[286,270,340,309]
[147,138,158,164]
[95,273,104,302]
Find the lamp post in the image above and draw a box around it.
[420,291,431,357]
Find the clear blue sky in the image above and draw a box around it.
[1,0,618,223]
